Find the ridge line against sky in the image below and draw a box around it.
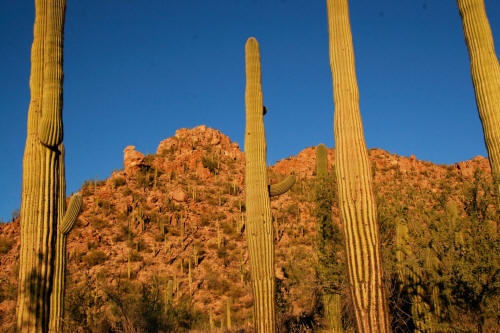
[1,0,499,221]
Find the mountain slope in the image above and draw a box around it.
[0,126,493,332]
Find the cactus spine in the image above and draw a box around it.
[17,0,69,331]
[315,144,343,332]
[457,0,500,204]
[326,1,390,331]
[244,37,276,332]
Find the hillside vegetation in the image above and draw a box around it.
[0,126,498,332]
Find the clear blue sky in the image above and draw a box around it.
[1,0,499,221]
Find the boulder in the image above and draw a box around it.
[123,146,145,176]
[169,188,187,202]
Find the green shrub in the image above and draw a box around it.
[202,155,219,174]
[90,217,109,229]
[128,250,143,262]
[83,250,108,267]
[0,237,13,254]
[112,176,127,187]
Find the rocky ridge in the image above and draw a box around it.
[0,125,491,331]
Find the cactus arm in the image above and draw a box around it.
[244,37,276,333]
[457,0,500,204]
[268,175,296,197]
[59,193,82,235]
[38,0,65,148]
[326,0,390,331]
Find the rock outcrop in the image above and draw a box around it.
[123,145,145,176]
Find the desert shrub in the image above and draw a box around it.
[112,176,127,187]
[165,198,181,212]
[0,279,17,303]
[97,199,115,216]
[86,241,98,251]
[200,214,211,227]
[220,221,234,235]
[202,155,219,174]
[121,187,133,196]
[128,237,149,252]
[128,250,143,262]
[135,167,155,188]
[378,168,499,332]
[0,237,13,254]
[223,182,241,196]
[160,144,177,157]
[90,216,108,229]
[83,249,108,267]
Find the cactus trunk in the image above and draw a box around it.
[457,0,500,205]
[17,0,67,332]
[326,1,390,332]
[244,37,276,333]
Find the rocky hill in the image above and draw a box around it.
[0,126,493,332]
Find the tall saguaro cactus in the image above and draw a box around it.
[17,0,69,332]
[244,36,276,333]
[457,0,500,204]
[244,37,294,333]
[326,1,391,332]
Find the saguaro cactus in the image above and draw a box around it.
[244,37,294,333]
[326,1,390,331]
[50,192,82,333]
[315,144,343,332]
[245,36,276,333]
[395,221,441,332]
[457,0,500,204]
[17,0,69,331]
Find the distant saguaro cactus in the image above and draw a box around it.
[457,0,500,205]
[16,0,72,332]
[395,220,444,332]
[326,0,390,332]
[315,144,343,332]
[244,37,294,333]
